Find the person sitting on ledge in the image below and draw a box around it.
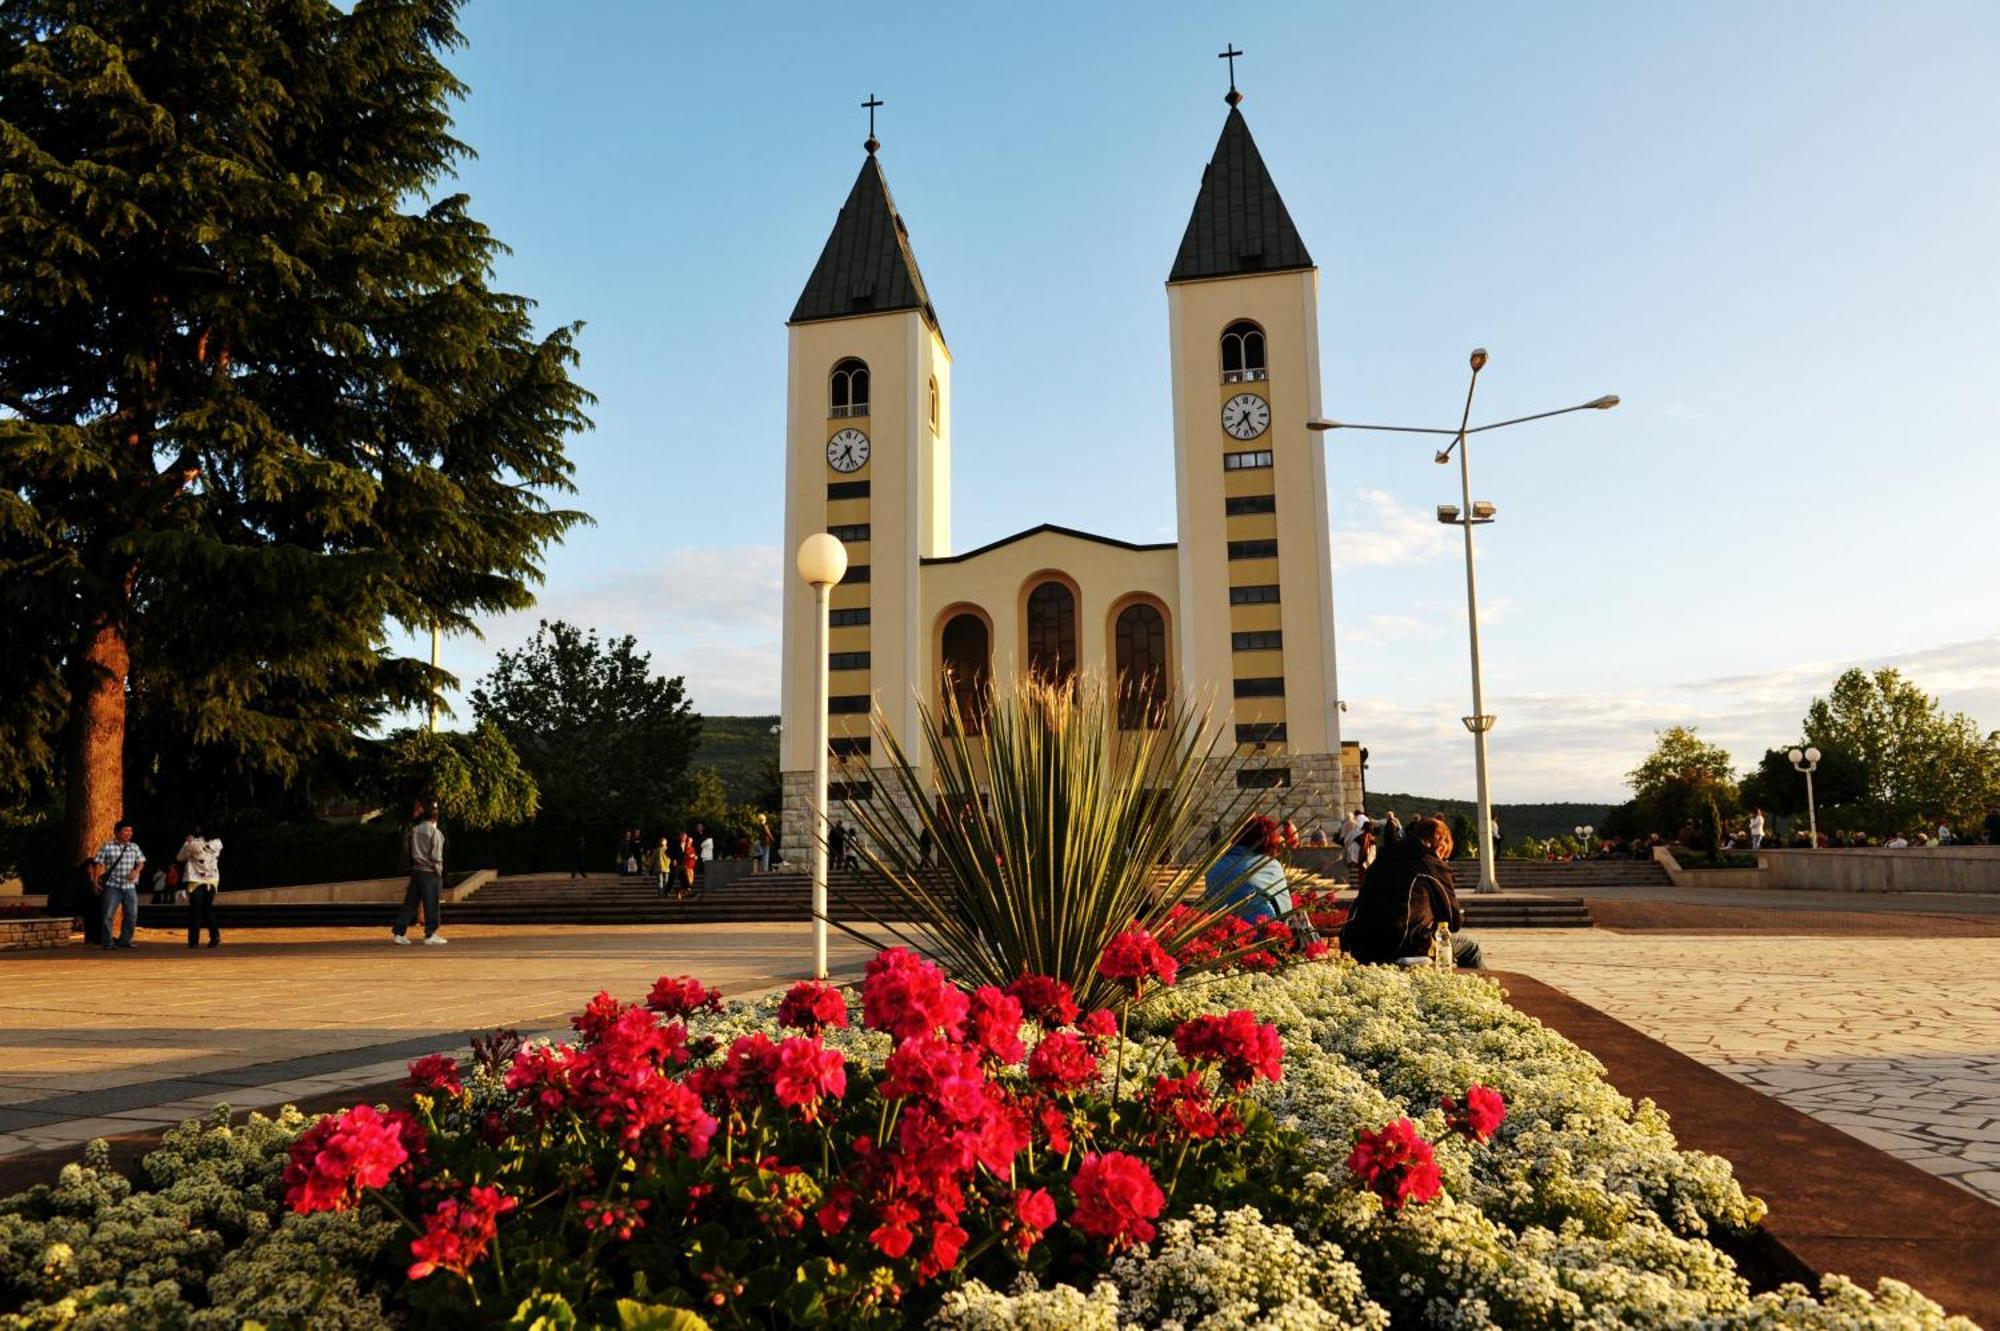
[1339,815,1483,970]
[1205,814,1292,925]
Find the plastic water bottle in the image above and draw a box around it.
[1431,923,1453,972]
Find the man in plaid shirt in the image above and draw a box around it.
[93,820,146,950]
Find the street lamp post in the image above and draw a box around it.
[1573,823,1595,856]
[796,533,849,979]
[1788,746,1822,849]
[1310,351,1617,894]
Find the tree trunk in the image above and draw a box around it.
[61,615,129,867]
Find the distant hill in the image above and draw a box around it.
[1363,792,1615,844]
[692,714,779,805]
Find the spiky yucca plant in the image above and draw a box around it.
[838,673,1288,1010]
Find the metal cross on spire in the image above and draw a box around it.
[1218,44,1244,106]
[862,94,883,153]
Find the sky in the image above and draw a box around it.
[407,1,2000,802]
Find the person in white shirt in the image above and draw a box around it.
[1885,833,1909,849]
[1937,820,1954,846]
[392,801,448,945]
[696,822,715,894]
[1748,809,1765,851]
[176,827,223,948]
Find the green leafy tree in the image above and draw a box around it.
[374,723,538,831]
[1625,726,1739,846]
[1799,667,2000,834]
[1738,744,1867,825]
[469,620,701,838]
[0,0,591,865]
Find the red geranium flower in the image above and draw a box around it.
[1011,1187,1058,1252]
[1172,1009,1285,1089]
[1026,1030,1099,1094]
[1005,974,1080,1028]
[862,948,970,1043]
[407,1183,517,1280]
[282,1104,414,1214]
[1075,1008,1119,1051]
[968,985,1026,1065]
[1442,1084,1508,1143]
[772,1036,847,1123]
[505,1042,575,1119]
[869,1199,922,1259]
[777,979,850,1033]
[645,974,723,1019]
[1069,1151,1165,1247]
[1347,1117,1443,1209]
[405,1053,463,1095]
[1099,926,1178,991]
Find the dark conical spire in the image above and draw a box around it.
[790,152,938,328]
[1168,107,1314,283]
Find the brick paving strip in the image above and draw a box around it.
[1496,970,2000,1329]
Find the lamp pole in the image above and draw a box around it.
[796,534,848,979]
[1309,352,1618,894]
[1788,746,1822,849]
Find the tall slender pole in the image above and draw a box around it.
[810,581,832,979]
[1452,365,1500,894]
[427,623,441,734]
[1804,768,1818,850]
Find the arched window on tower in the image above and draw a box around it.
[830,359,870,417]
[1220,321,1267,384]
[928,376,940,433]
[939,612,990,735]
[1025,581,1078,685]
[1114,603,1169,730]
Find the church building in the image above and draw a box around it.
[777,86,1364,858]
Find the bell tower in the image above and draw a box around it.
[778,114,951,860]
[1165,76,1345,826]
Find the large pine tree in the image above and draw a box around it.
[0,0,591,861]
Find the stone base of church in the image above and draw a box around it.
[781,749,1360,868]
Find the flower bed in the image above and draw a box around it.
[0,945,1977,1330]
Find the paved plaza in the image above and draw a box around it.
[0,923,878,1158]
[1489,929,2000,1208]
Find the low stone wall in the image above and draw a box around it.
[0,918,71,951]
[1655,847,1765,890]
[215,868,496,906]
[1758,845,2000,894]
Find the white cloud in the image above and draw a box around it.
[1345,613,1433,648]
[1331,488,1457,569]
[1348,634,2000,803]
[431,546,786,719]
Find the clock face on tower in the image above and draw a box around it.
[826,428,870,473]
[1221,393,1271,440]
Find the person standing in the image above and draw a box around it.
[1748,808,1766,851]
[569,833,588,880]
[828,821,847,874]
[676,828,699,899]
[695,822,714,893]
[392,801,447,946]
[93,820,146,950]
[754,813,775,873]
[917,822,934,867]
[653,833,675,899]
[176,826,223,949]
[1382,808,1404,849]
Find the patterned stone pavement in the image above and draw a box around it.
[1489,930,2000,1207]
[0,922,878,1158]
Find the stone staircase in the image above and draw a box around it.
[139,865,1599,930]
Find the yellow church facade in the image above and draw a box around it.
[777,99,1363,858]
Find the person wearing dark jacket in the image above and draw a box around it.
[1339,816,1484,969]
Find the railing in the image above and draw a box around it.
[829,404,869,419]
[1222,369,1268,384]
